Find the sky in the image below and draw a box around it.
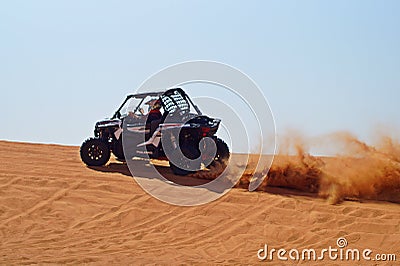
[1,0,400,153]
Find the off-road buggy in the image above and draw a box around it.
[80,88,230,175]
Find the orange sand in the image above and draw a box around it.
[0,141,399,264]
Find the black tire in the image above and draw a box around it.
[169,145,201,176]
[80,138,111,166]
[112,138,125,161]
[170,162,190,176]
[210,138,230,167]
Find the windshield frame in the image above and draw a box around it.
[112,92,164,119]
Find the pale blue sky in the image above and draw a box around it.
[1,0,399,152]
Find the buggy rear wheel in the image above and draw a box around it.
[80,138,110,166]
[210,138,230,168]
[169,145,201,176]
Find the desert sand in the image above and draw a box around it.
[1,140,399,264]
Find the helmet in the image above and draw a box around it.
[152,99,161,110]
[145,99,161,110]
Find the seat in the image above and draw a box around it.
[149,118,162,136]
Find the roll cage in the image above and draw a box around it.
[112,88,202,120]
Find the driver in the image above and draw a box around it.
[127,99,162,121]
[146,99,162,124]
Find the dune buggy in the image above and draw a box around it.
[80,88,230,175]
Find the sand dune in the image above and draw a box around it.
[1,140,399,264]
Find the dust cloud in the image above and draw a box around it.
[224,129,399,204]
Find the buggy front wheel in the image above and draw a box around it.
[80,138,110,166]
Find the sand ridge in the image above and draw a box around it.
[0,141,399,264]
